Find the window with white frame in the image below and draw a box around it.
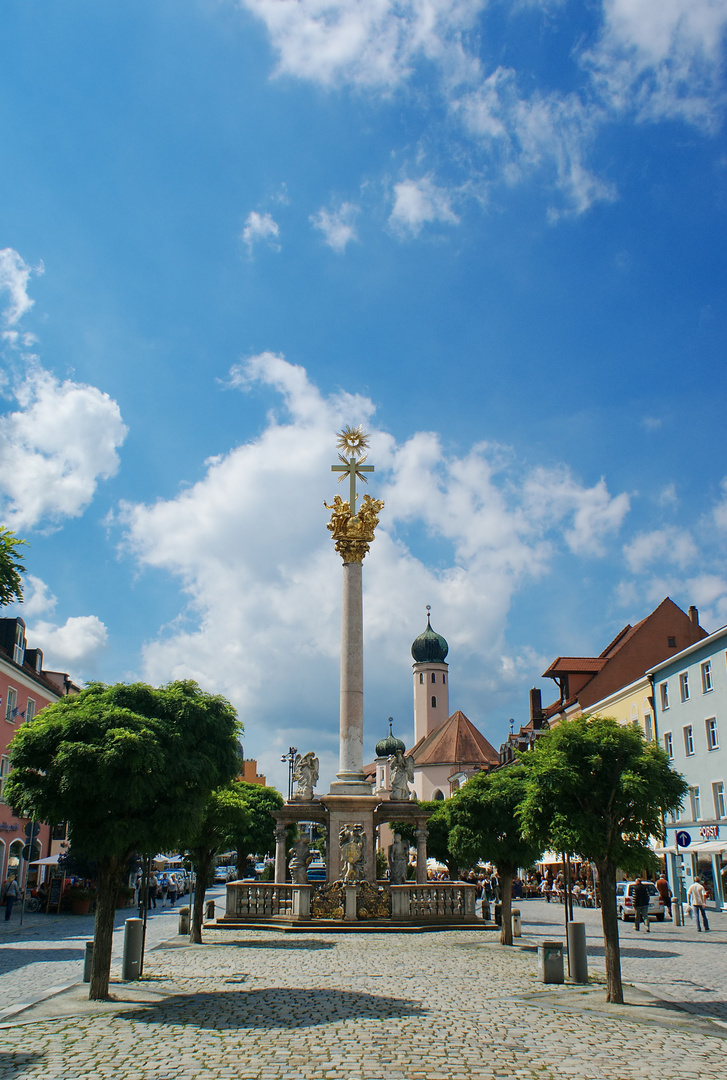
[679,672,690,702]
[25,698,35,723]
[0,756,10,802]
[5,686,17,723]
[706,717,719,751]
[713,782,725,819]
[644,712,653,742]
[664,731,673,759]
[12,623,24,666]
[688,786,701,820]
[660,682,669,710]
[684,725,695,756]
[701,661,713,693]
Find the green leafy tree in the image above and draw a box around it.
[390,801,456,878]
[518,715,687,1003]
[447,766,542,945]
[233,782,284,878]
[185,784,250,943]
[0,527,27,606]
[5,680,240,1000]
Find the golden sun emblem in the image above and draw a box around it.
[336,425,370,459]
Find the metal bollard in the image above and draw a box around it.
[121,918,144,981]
[567,921,588,983]
[83,940,94,983]
[511,908,521,937]
[538,939,564,984]
[178,905,190,935]
[205,898,216,922]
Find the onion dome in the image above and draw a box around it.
[375,718,406,759]
[411,612,449,663]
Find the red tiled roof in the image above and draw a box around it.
[410,710,499,768]
[541,657,606,677]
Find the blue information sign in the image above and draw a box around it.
[675,830,691,848]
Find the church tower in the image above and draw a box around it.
[411,610,449,745]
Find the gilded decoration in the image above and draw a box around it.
[311,882,345,920]
[325,493,385,564]
[356,881,391,920]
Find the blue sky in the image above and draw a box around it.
[1,1,727,793]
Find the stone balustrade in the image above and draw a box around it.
[222,880,478,924]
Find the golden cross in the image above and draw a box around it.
[331,426,374,513]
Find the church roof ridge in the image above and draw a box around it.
[410,709,499,768]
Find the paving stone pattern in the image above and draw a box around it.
[0,902,725,1080]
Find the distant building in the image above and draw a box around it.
[647,624,727,910]
[0,617,79,885]
[236,743,266,786]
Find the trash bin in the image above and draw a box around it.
[538,939,564,984]
[121,918,144,981]
[178,905,190,935]
[511,908,521,937]
[567,921,588,983]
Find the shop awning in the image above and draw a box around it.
[28,854,60,866]
[655,840,727,856]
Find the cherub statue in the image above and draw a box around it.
[339,824,366,882]
[288,837,312,885]
[292,752,319,802]
[389,747,415,801]
[324,495,351,538]
[357,494,384,533]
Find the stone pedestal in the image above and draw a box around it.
[320,794,380,883]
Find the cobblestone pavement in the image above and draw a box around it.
[0,888,226,1016]
[0,916,726,1080]
[517,897,727,1020]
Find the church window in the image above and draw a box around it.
[433,789,444,801]
[442,674,446,684]
[431,696,437,708]
[431,673,436,683]
[419,673,424,684]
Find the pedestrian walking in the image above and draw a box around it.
[632,878,651,932]
[3,877,21,921]
[159,874,169,907]
[148,872,158,909]
[686,879,710,932]
[656,873,672,917]
[167,875,178,907]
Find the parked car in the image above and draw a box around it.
[213,867,229,884]
[616,880,665,921]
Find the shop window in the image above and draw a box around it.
[701,661,713,693]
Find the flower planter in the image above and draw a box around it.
[71,898,91,915]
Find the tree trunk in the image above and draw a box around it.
[596,858,623,1004]
[236,848,247,881]
[190,854,211,944]
[499,866,514,946]
[90,856,125,1000]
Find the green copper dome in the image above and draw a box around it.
[375,718,406,758]
[411,613,449,663]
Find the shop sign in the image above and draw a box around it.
[699,825,720,840]
[0,823,20,832]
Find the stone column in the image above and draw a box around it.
[330,559,369,793]
[274,827,288,885]
[415,824,429,884]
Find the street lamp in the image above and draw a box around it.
[281,746,298,802]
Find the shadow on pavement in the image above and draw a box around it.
[0,947,83,976]
[0,1052,45,1077]
[210,939,336,951]
[122,987,425,1029]
[587,946,682,959]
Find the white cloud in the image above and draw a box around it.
[389,177,460,235]
[0,248,41,327]
[623,526,698,573]
[119,354,630,788]
[583,0,727,129]
[242,211,281,254]
[713,476,727,530]
[18,574,58,618]
[0,366,128,529]
[29,615,108,680]
[310,202,360,251]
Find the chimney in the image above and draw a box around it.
[529,687,545,729]
[688,606,699,627]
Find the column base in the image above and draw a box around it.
[328,780,374,795]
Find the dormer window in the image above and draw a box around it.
[13,623,25,666]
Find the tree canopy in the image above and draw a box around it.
[186,783,251,942]
[448,766,542,944]
[6,679,241,999]
[0,526,27,607]
[233,781,284,877]
[518,715,687,1002]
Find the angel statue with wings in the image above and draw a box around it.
[389,747,415,801]
[292,751,319,802]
